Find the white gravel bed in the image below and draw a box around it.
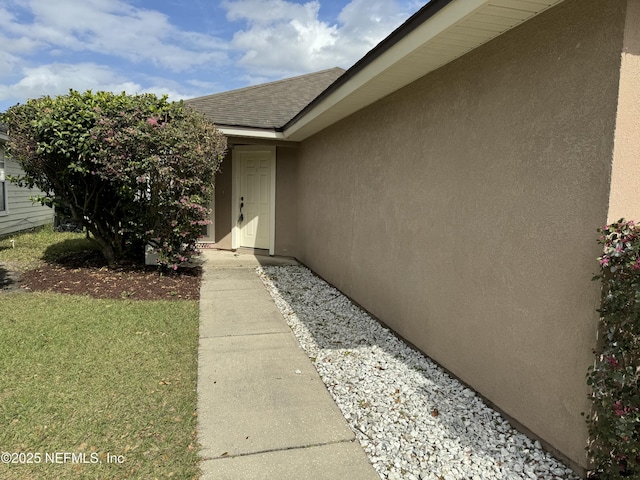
[257,265,581,480]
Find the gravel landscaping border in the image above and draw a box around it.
[258,265,582,480]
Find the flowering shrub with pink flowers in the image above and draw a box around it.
[587,219,640,479]
[1,90,226,268]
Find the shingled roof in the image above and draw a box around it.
[184,67,345,130]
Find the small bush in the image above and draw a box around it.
[587,219,640,479]
[2,90,227,268]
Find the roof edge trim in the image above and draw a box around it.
[218,126,288,140]
[283,0,455,133]
[282,0,564,141]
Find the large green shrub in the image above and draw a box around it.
[2,90,227,267]
[587,219,640,479]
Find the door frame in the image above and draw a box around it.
[231,145,276,255]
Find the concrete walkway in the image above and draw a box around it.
[197,250,380,480]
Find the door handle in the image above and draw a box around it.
[239,197,244,222]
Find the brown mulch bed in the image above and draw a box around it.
[15,250,201,301]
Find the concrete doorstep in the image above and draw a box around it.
[197,251,379,480]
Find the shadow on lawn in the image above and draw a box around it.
[41,238,105,266]
[0,263,19,290]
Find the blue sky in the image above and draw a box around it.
[0,0,425,112]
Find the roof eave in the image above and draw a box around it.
[283,0,564,142]
[218,125,290,141]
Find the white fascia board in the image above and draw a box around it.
[218,126,287,140]
[283,0,489,140]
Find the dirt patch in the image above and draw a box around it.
[13,250,201,301]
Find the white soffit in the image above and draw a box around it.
[218,126,286,140]
[285,0,565,142]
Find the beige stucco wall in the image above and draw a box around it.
[212,150,233,249]
[608,0,640,222]
[294,0,627,469]
[274,146,299,257]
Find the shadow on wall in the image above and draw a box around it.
[258,264,580,479]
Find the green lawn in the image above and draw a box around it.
[0,227,201,479]
[0,224,98,269]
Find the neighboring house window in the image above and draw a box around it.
[0,146,7,215]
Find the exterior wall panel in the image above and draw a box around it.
[0,146,53,237]
[294,0,625,469]
[213,151,233,249]
[608,0,640,222]
[274,146,299,257]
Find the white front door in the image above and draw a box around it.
[233,146,275,252]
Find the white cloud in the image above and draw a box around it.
[0,50,23,78]
[337,0,413,47]
[0,63,136,103]
[0,0,422,109]
[185,79,226,93]
[224,0,321,26]
[0,0,228,72]
[0,63,199,107]
[228,1,339,75]
[222,0,416,77]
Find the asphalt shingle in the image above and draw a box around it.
[184,67,345,130]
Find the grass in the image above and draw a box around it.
[0,226,201,479]
[0,225,98,270]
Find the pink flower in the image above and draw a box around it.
[613,401,631,417]
[146,117,159,126]
[599,256,610,267]
[606,356,620,368]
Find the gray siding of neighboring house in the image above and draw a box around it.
[0,142,53,237]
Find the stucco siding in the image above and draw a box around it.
[294,0,625,469]
[608,0,640,222]
[212,151,233,249]
[274,146,299,257]
[0,147,53,237]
